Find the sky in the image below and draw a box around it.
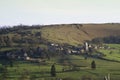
[0,0,120,26]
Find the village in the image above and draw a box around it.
[0,42,111,64]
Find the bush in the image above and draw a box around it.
[91,60,96,69]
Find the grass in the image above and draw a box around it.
[106,44,120,49]
[1,54,119,80]
[0,44,120,80]
[0,47,18,52]
[40,24,120,45]
[98,44,120,61]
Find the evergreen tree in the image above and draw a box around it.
[91,60,96,69]
[50,64,56,77]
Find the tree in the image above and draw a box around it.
[91,60,96,69]
[0,36,6,47]
[50,64,56,77]
[3,36,13,47]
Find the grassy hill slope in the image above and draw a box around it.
[40,24,120,45]
[0,23,120,46]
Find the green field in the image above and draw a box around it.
[0,44,120,80]
[99,44,120,62]
[1,54,120,80]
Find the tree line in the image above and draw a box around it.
[0,25,43,34]
[91,36,120,44]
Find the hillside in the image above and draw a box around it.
[40,23,120,45]
[0,23,120,46]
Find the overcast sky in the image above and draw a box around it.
[0,0,120,26]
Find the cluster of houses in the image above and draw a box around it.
[48,42,92,55]
[0,42,111,62]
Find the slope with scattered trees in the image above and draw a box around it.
[0,23,120,48]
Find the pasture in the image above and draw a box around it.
[0,44,120,80]
[0,55,120,80]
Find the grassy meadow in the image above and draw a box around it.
[1,43,120,80]
[99,44,120,61]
